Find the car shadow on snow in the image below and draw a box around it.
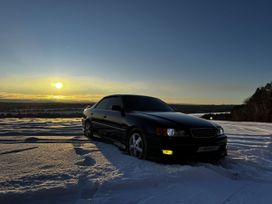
[85,135,230,186]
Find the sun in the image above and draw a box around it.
[54,82,63,89]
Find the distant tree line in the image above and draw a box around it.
[0,102,234,118]
[202,82,272,122]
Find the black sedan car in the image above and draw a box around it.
[82,95,227,160]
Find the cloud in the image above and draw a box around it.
[0,75,245,104]
[0,91,104,102]
[0,75,149,102]
[0,75,147,94]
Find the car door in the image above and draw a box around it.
[102,96,127,142]
[91,97,111,137]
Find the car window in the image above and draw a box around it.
[95,98,110,110]
[106,97,122,110]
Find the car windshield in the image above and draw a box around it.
[123,96,174,112]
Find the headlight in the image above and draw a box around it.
[156,128,187,137]
[217,127,224,135]
[167,128,175,137]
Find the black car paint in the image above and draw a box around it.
[82,95,227,159]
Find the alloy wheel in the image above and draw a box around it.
[129,132,144,159]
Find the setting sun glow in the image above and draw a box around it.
[54,82,63,89]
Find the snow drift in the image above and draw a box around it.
[0,118,271,204]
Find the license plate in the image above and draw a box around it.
[197,146,219,152]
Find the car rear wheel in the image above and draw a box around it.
[84,121,94,139]
[128,131,147,159]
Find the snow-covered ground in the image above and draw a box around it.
[0,118,272,204]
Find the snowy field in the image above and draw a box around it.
[0,118,272,204]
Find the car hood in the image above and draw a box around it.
[134,111,217,129]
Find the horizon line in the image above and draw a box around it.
[0,99,240,106]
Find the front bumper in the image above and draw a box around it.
[146,134,227,159]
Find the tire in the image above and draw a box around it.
[84,120,94,139]
[128,130,147,159]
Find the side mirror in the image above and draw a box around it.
[112,105,122,112]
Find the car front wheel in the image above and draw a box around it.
[128,131,147,159]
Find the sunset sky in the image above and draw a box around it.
[0,0,271,104]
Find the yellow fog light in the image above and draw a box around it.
[162,150,173,155]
